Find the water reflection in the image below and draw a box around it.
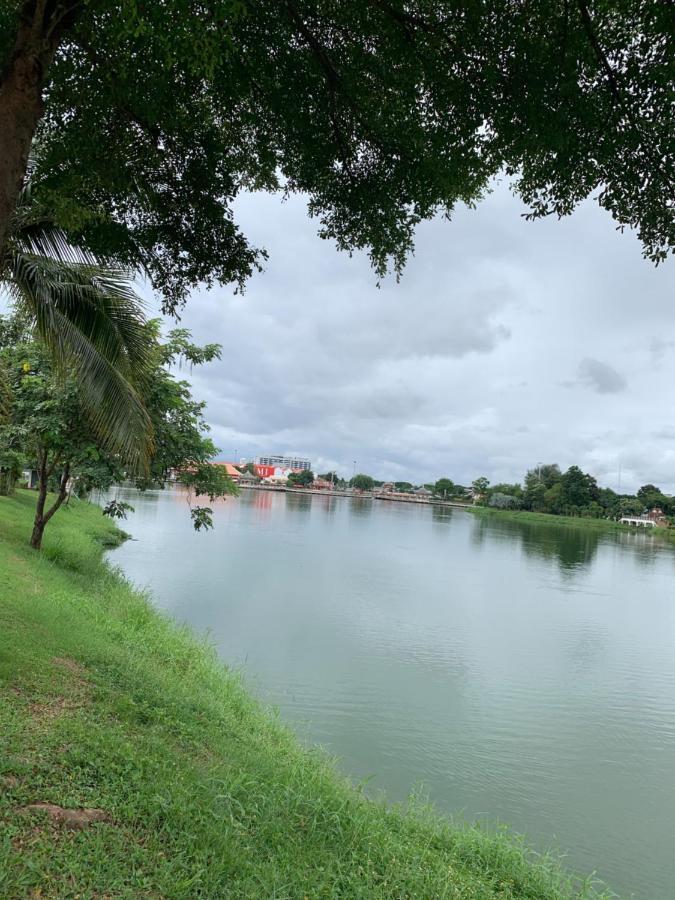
[106,488,675,900]
[469,513,664,575]
[431,504,453,526]
[348,496,374,518]
[285,491,312,514]
[473,514,601,571]
[314,493,339,515]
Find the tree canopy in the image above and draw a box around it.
[288,469,314,486]
[350,473,374,491]
[433,478,455,497]
[0,0,672,314]
[0,317,237,547]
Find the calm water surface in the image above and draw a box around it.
[108,487,675,899]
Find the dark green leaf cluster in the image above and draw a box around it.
[287,469,314,486]
[1,171,152,466]
[350,473,375,491]
[6,0,669,314]
[102,498,135,519]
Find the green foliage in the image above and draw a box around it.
[479,463,673,524]
[0,338,123,495]
[1,171,152,465]
[394,481,414,493]
[287,469,315,487]
[523,465,562,511]
[489,492,522,510]
[181,463,239,531]
[318,471,338,484]
[0,447,22,495]
[560,466,599,511]
[0,492,613,898]
[636,483,671,514]
[350,473,375,491]
[101,499,134,520]
[472,477,490,500]
[0,316,236,544]
[433,477,455,497]
[489,482,523,499]
[1,0,672,316]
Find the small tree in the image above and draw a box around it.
[471,477,490,503]
[0,320,237,548]
[434,478,455,498]
[560,465,599,513]
[488,492,522,510]
[288,470,314,487]
[350,474,374,492]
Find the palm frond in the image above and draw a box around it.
[7,251,153,469]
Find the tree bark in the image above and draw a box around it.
[0,1,76,261]
[30,455,70,550]
[30,449,49,549]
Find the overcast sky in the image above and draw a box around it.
[154,181,674,493]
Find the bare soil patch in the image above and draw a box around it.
[20,802,112,830]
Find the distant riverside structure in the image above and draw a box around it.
[254,455,312,478]
[619,516,656,528]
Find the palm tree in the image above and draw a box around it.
[0,170,153,469]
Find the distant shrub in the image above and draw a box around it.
[489,492,522,510]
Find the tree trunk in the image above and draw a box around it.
[30,452,48,549]
[30,455,70,550]
[0,1,75,259]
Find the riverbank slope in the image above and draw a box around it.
[0,491,610,898]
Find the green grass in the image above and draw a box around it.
[468,504,673,536]
[0,490,614,899]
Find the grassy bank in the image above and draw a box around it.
[0,491,612,899]
[468,503,672,537]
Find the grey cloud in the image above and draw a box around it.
[652,427,675,441]
[577,358,627,394]
[147,182,675,494]
[650,338,675,366]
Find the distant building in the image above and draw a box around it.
[255,455,311,477]
[212,462,241,481]
[22,468,39,489]
[414,486,432,497]
[262,473,289,486]
[619,515,656,527]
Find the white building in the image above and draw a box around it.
[255,455,312,472]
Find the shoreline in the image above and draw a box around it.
[235,481,474,508]
[467,503,675,538]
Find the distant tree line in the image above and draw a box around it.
[231,460,672,523]
[469,464,673,521]
[312,464,673,523]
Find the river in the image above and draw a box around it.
[106,486,675,899]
